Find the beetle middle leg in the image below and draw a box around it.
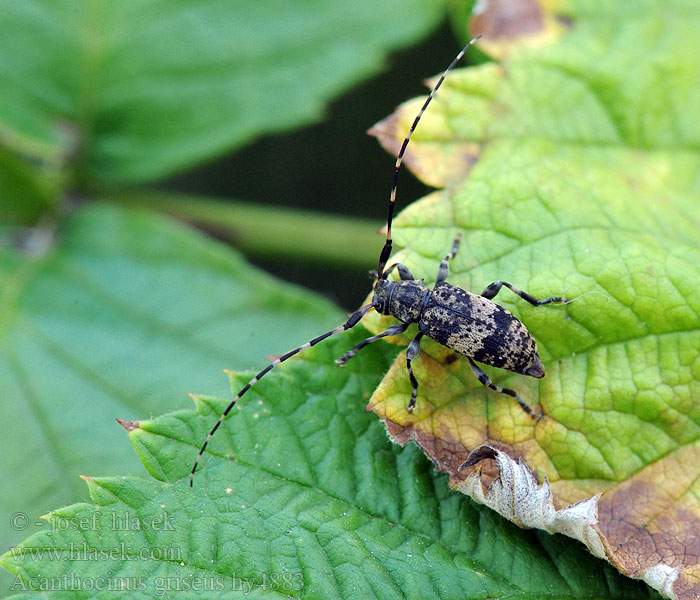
[435,234,462,284]
[336,323,409,366]
[467,357,538,419]
[481,281,567,306]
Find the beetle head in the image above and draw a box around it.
[371,279,395,315]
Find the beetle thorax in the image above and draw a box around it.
[372,279,430,323]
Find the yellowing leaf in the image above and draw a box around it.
[365,3,700,598]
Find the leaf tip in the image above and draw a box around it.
[116,417,140,432]
[188,393,206,410]
[469,0,567,59]
[458,445,499,471]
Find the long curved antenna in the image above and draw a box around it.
[190,303,373,485]
[191,38,481,485]
[376,35,481,280]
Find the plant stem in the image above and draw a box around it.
[109,191,381,268]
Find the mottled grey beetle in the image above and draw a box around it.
[190,36,567,485]
[338,233,566,417]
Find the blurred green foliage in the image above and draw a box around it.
[0,0,451,593]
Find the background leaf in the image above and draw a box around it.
[0,204,345,585]
[0,0,457,594]
[0,0,445,185]
[0,148,59,226]
[1,334,659,599]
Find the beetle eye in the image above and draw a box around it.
[372,291,384,313]
[371,281,392,314]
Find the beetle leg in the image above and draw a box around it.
[480,281,568,306]
[467,358,538,419]
[336,323,409,366]
[383,263,415,281]
[435,234,462,284]
[406,332,424,412]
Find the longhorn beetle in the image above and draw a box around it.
[190,36,568,485]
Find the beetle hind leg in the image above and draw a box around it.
[406,332,424,412]
[467,358,538,419]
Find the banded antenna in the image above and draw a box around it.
[376,35,481,281]
[190,37,481,485]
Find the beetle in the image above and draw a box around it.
[190,36,567,485]
[338,236,566,416]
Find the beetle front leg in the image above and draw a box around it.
[481,281,568,306]
[336,323,409,366]
[382,263,415,281]
[435,234,462,284]
[406,332,424,412]
[467,358,538,419]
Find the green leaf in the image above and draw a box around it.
[0,204,345,575]
[0,147,59,226]
[363,2,700,597]
[1,333,658,599]
[0,0,445,185]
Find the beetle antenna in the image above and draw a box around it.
[190,303,373,485]
[191,37,482,485]
[376,35,481,280]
